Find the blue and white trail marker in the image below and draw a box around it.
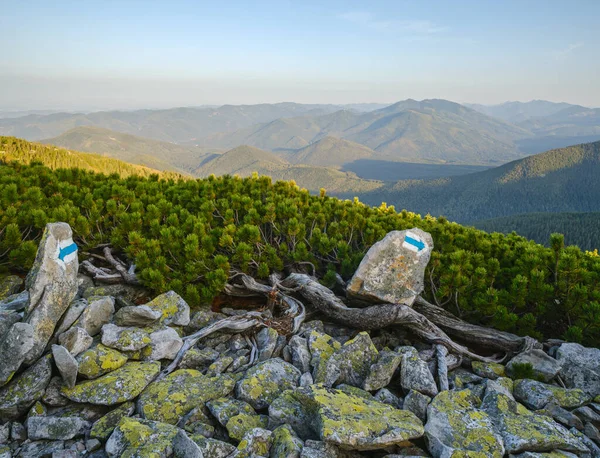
[403,231,427,254]
[57,239,78,264]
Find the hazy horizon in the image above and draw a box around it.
[1,0,599,111]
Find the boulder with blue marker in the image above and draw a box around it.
[346,228,433,306]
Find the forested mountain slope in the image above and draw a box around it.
[467,100,579,123]
[474,212,600,251]
[358,141,600,223]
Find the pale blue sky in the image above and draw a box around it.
[1,0,598,110]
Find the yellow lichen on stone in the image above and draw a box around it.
[77,344,128,379]
[112,417,179,458]
[90,401,135,441]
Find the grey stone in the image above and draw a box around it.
[0,355,52,420]
[471,361,506,380]
[374,388,403,409]
[52,450,79,458]
[0,322,34,387]
[144,290,190,326]
[256,327,279,362]
[573,405,600,424]
[24,222,79,364]
[0,422,9,443]
[189,436,235,458]
[299,372,313,387]
[206,397,255,427]
[100,323,150,352]
[74,296,114,337]
[235,427,273,456]
[288,336,311,373]
[143,326,183,360]
[114,304,161,327]
[404,390,431,422]
[543,402,584,430]
[26,416,89,440]
[173,429,203,458]
[42,377,70,407]
[51,345,78,389]
[0,290,29,313]
[323,332,378,388]
[400,347,438,397]
[584,422,600,444]
[15,439,65,457]
[307,331,340,383]
[206,356,234,376]
[186,310,226,331]
[271,424,303,458]
[425,389,504,457]
[556,343,600,397]
[363,350,402,391]
[346,228,433,306]
[105,417,179,457]
[58,326,93,357]
[236,359,301,409]
[0,275,23,301]
[514,379,592,410]
[0,310,21,341]
[506,349,561,382]
[11,422,26,441]
[180,347,220,369]
[268,390,314,440]
[85,438,102,452]
[570,427,600,458]
[509,452,579,458]
[53,298,88,338]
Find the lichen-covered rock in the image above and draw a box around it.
[323,332,378,388]
[180,347,220,369]
[400,347,438,397]
[514,379,591,410]
[76,344,128,379]
[138,369,235,424]
[105,417,179,458]
[101,323,151,352]
[425,389,504,458]
[543,402,584,430]
[144,291,190,326]
[346,228,433,306]
[403,390,431,422]
[509,452,580,457]
[506,350,561,383]
[556,343,600,397]
[226,413,268,441]
[23,222,79,365]
[58,326,93,356]
[472,361,506,380]
[206,355,234,376]
[293,385,424,451]
[207,397,256,427]
[0,354,52,420]
[0,322,34,387]
[114,304,161,327]
[61,361,160,405]
[73,295,114,337]
[271,423,303,458]
[374,388,403,409]
[26,416,89,440]
[237,358,301,410]
[42,376,69,407]
[269,390,315,439]
[363,350,402,391]
[172,429,203,458]
[308,331,341,383]
[12,440,65,457]
[481,390,588,455]
[235,427,273,457]
[89,401,135,442]
[51,344,78,389]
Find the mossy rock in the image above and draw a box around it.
[206,397,256,426]
[472,361,506,380]
[61,361,160,405]
[308,330,341,383]
[105,416,179,458]
[236,427,273,457]
[226,413,268,441]
[514,379,592,410]
[271,424,303,458]
[189,435,236,457]
[294,385,424,451]
[236,358,301,410]
[90,401,135,441]
[138,369,235,424]
[144,290,190,326]
[425,389,504,458]
[77,344,128,379]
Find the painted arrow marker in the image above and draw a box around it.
[403,232,427,254]
[58,242,78,262]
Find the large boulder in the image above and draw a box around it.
[514,379,591,410]
[0,322,34,387]
[61,361,160,405]
[0,354,52,420]
[400,347,438,397]
[23,222,79,364]
[138,369,235,424]
[346,228,433,306]
[292,385,424,451]
[425,389,504,458]
[506,350,561,383]
[556,343,600,397]
[236,359,301,410]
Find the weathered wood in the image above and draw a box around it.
[279,273,505,362]
[103,247,140,285]
[413,296,540,353]
[436,344,449,391]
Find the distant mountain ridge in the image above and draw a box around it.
[467,100,581,123]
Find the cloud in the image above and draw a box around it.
[338,11,446,36]
[553,42,584,60]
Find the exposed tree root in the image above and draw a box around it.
[81,247,140,285]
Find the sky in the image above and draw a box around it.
[1,0,599,111]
